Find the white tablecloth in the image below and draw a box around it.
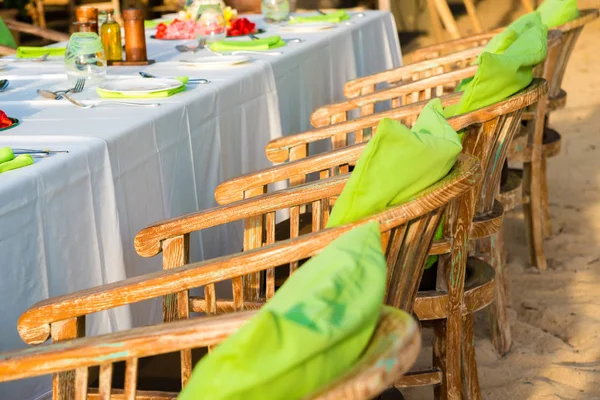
[0,11,401,399]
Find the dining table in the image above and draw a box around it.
[0,10,401,399]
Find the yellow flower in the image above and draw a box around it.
[223,6,238,27]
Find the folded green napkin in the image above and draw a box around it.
[144,19,173,28]
[0,18,16,49]
[17,46,66,58]
[0,147,13,164]
[209,36,286,52]
[180,221,387,400]
[537,0,579,28]
[96,76,188,99]
[445,15,548,117]
[290,10,350,23]
[0,154,34,173]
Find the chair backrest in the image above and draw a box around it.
[19,154,479,395]
[548,9,599,99]
[4,307,421,400]
[0,19,69,56]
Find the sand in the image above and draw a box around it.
[402,1,600,399]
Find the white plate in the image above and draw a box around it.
[281,22,335,32]
[99,78,183,94]
[179,55,251,69]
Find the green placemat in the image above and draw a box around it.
[17,47,66,58]
[289,10,350,24]
[96,77,188,98]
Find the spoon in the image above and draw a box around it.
[0,80,8,92]
[138,71,209,84]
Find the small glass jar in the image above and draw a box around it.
[100,9,123,61]
[65,32,107,85]
[262,0,290,23]
[196,5,227,41]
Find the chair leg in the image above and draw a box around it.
[462,0,482,33]
[461,313,482,400]
[523,159,547,270]
[427,0,446,43]
[540,155,552,238]
[486,232,512,355]
[431,0,461,39]
[433,320,449,400]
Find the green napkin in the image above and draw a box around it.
[96,76,188,99]
[328,98,462,227]
[209,36,286,52]
[289,10,350,23]
[145,19,173,28]
[16,46,66,58]
[180,221,387,400]
[0,154,33,173]
[0,147,14,164]
[537,0,580,28]
[445,17,548,117]
[0,17,16,49]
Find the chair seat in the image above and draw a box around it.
[547,89,567,112]
[497,169,523,211]
[413,257,495,321]
[508,125,562,162]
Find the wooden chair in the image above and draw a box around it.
[0,18,69,56]
[216,79,547,396]
[17,154,480,397]
[3,306,421,399]
[27,0,121,29]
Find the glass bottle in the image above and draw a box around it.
[100,9,123,62]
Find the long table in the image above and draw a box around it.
[0,11,401,399]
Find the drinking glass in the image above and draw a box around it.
[64,32,107,86]
[262,0,290,23]
[196,5,227,41]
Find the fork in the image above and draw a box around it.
[54,78,86,99]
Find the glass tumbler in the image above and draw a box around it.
[65,32,107,86]
[262,0,290,23]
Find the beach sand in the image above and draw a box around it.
[402,1,600,398]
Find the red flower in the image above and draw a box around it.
[227,18,256,36]
[0,111,13,129]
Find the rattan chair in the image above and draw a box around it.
[17,154,480,398]
[216,80,547,396]
[3,306,420,400]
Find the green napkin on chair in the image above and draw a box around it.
[537,0,580,28]
[0,147,33,174]
[290,10,350,23]
[16,46,66,58]
[209,36,286,52]
[0,18,16,49]
[180,221,387,400]
[445,16,548,117]
[96,76,188,99]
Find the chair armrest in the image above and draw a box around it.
[344,46,483,99]
[265,92,463,163]
[3,311,255,383]
[0,44,16,56]
[312,65,478,128]
[134,174,349,258]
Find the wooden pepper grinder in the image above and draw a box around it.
[122,9,149,63]
[75,6,99,34]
